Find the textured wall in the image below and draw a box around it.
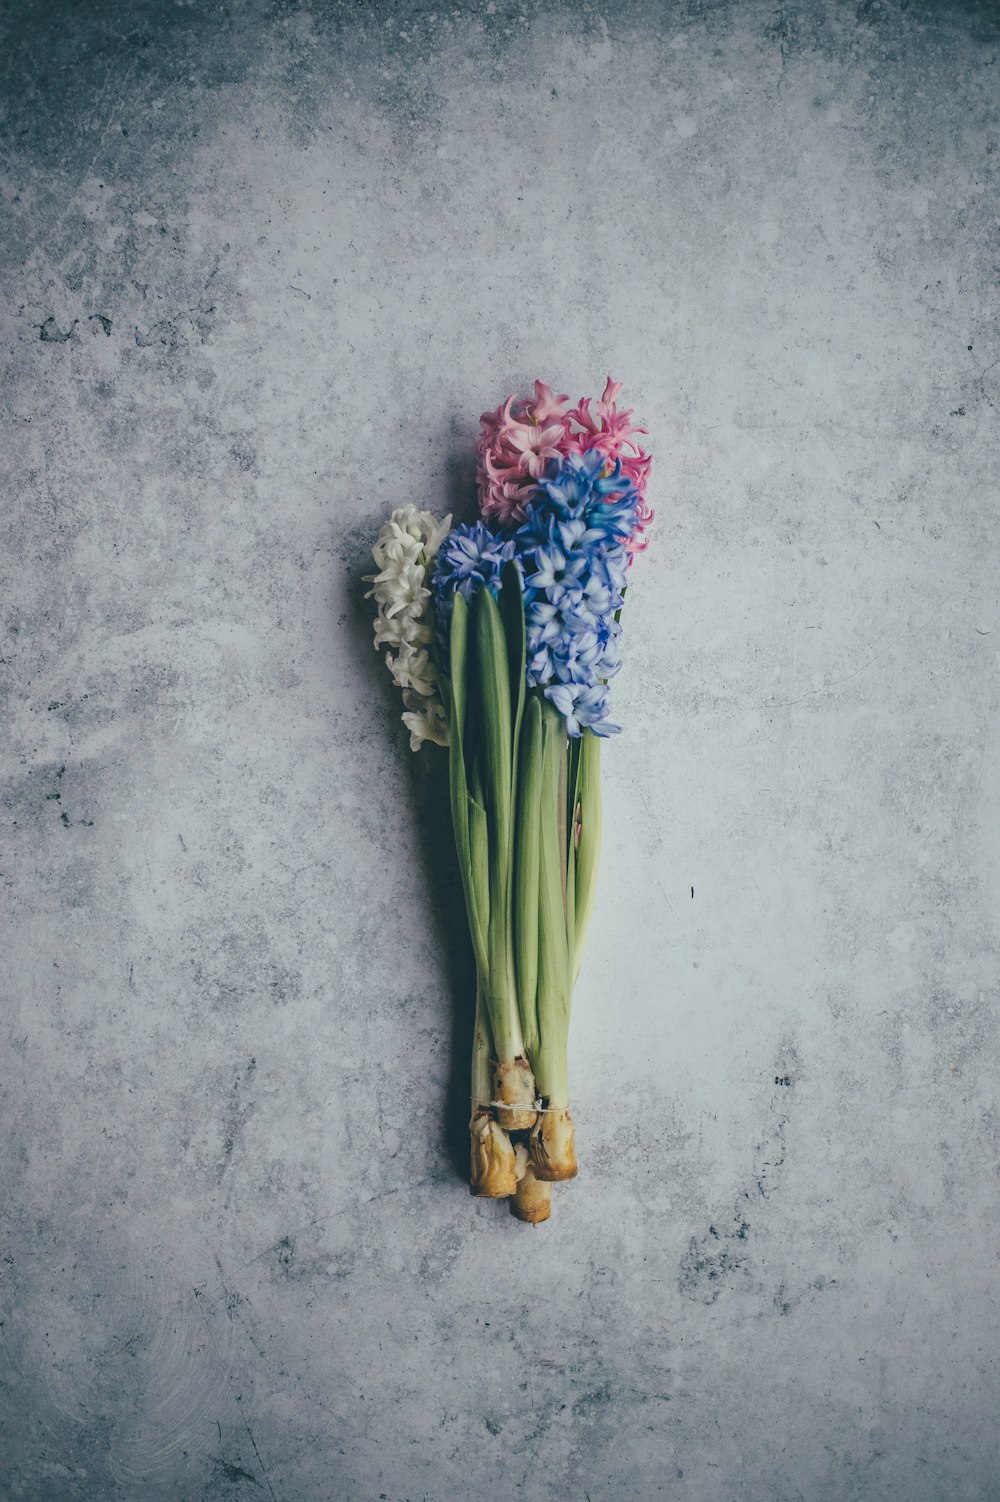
[2,1,998,1498]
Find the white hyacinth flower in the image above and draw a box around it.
[378,559,430,620]
[374,611,426,650]
[366,505,452,750]
[387,641,438,699]
[401,691,449,751]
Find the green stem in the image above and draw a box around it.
[467,588,526,1064]
[565,734,582,966]
[447,597,489,976]
[532,1034,570,1110]
[572,729,602,983]
[470,975,493,1111]
[514,693,543,1060]
[533,699,571,1109]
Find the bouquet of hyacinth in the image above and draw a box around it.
[367,379,652,1224]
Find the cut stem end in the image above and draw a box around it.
[493,1055,538,1130]
[469,1110,518,1197]
[510,1162,552,1224]
[529,1106,577,1182]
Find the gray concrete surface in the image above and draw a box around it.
[2,1,998,1498]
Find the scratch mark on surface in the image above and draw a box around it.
[232,1219,328,1274]
[975,356,998,411]
[22,53,138,270]
[233,1398,277,1502]
[192,1291,279,1502]
[638,788,674,911]
[80,56,138,189]
[768,638,901,709]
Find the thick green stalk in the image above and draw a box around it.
[528,704,578,1182]
[532,699,571,1109]
[470,975,493,1113]
[466,752,492,975]
[514,694,543,1060]
[572,728,602,983]
[447,596,489,976]
[499,562,526,763]
[564,734,582,963]
[471,588,523,1062]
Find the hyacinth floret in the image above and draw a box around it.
[511,449,643,737]
[366,505,452,751]
[431,522,518,661]
[432,521,516,607]
[476,377,654,554]
[545,682,618,739]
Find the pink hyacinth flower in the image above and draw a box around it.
[503,419,568,478]
[526,379,571,427]
[476,376,652,546]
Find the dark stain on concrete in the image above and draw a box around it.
[212,1455,262,1488]
[38,315,78,342]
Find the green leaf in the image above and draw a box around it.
[565,733,581,956]
[447,596,488,973]
[447,596,470,861]
[572,728,602,981]
[566,734,583,856]
[499,561,526,764]
[514,693,543,1058]
[557,725,569,928]
[466,791,491,971]
[471,588,513,847]
[471,587,524,1060]
[535,699,569,1090]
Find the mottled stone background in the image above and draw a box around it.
[1,0,998,1498]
